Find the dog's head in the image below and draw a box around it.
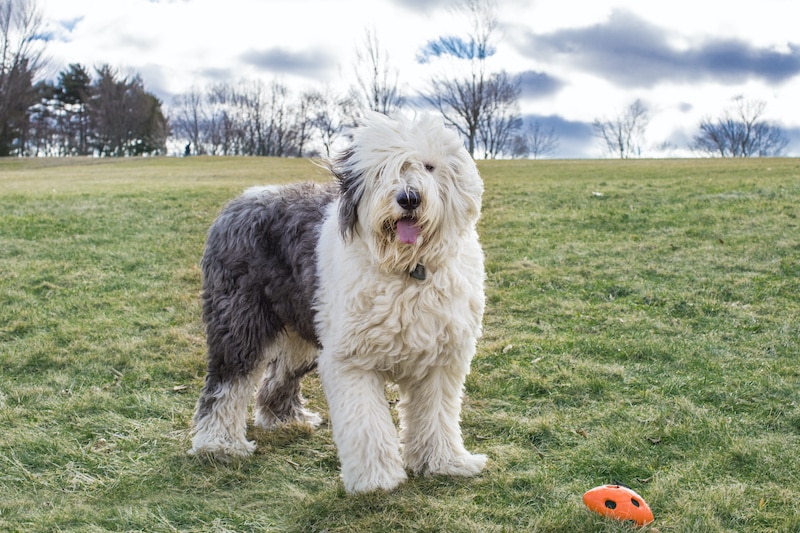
[330,113,483,274]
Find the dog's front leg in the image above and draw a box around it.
[318,355,407,494]
[398,365,487,478]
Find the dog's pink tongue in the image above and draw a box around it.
[396,219,420,245]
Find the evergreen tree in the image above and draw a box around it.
[56,63,91,154]
[89,65,168,156]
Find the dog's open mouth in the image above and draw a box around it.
[395,217,421,245]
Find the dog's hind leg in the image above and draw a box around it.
[254,330,322,430]
[189,370,262,459]
[189,274,278,459]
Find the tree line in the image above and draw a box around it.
[593,96,789,159]
[25,64,169,157]
[171,82,355,158]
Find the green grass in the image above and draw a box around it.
[1,156,799,532]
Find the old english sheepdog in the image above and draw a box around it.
[189,113,487,493]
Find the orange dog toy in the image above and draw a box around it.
[583,484,654,526]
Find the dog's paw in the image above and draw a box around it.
[451,452,488,476]
[343,464,408,494]
[188,435,256,460]
[301,409,323,428]
[421,452,487,478]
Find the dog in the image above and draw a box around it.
[189,113,487,493]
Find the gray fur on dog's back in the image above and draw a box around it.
[201,182,337,378]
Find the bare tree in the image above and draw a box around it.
[205,82,238,155]
[265,81,299,156]
[352,28,404,115]
[477,71,521,158]
[171,86,206,155]
[593,99,649,158]
[196,80,299,157]
[309,88,357,157]
[421,0,501,157]
[0,0,45,155]
[424,74,483,156]
[238,80,268,156]
[291,90,319,157]
[512,119,560,159]
[691,96,789,157]
[205,81,260,155]
[170,81,326,158]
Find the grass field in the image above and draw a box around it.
[1,156,798,532]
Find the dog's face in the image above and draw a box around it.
[332,113,483,274]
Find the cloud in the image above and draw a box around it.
[40,15,85,44]
[137,63,172,100]
[514,9,800,88]
[387,0,451,13]
[785,126,800,156]
[517,70,563,99]
[198,67,234,84]
[417,36,497,64]
[58,16,84,34]
[240,47,335,78]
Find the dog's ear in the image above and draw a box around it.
[331,149,364,241]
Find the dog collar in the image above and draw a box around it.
[410,264,426,281]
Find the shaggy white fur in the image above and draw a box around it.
[189,113,487,494]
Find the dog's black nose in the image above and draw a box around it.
[396,189,421,211]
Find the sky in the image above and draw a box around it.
[42,0,800,158]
